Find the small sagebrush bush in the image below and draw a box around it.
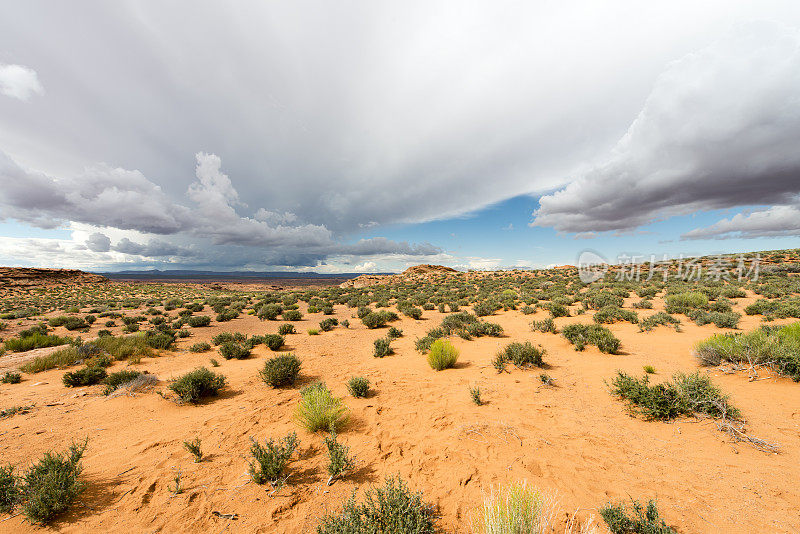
[593,306,638,325]
[282,310,303,321]
[361,311,388,329]
[0,464,17,513]
[427,339,459,370]
[562,323,620,353]
[295,382,348,432]
[102,370,142,395]
[20,439,87,524]
[346,376,370,398]
[639,312,681,332]
[324,431,355,483]
[168,367,226,403]
[279,323,296,335]
[219,341,250,360]
[473,481,554,534]
[316,476,436,534]
[387,326,403,339]
[248,432,299,486]
[63,366,107,387]
[1,371,21,384]
[189,342,211,353]
[319,318,339,332]
[664,292,708,315]
[600,499,675,534]
[498,341,545,368]
[609,371,738,421]
[260,353,301,387]
[187,315,211,327]
[264,334,285,351]
[257,303,283,321]
[469,385,482,405]
[183,437,204,462]
[373,337,393,358]
[531,318,557,334]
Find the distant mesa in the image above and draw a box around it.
[0,267,108,288]
[341,264,458,288]
[402,264,457,275]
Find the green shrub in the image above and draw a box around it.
[278,323,296,335]
[346,376,370,398]
[632,299,653,309]
[593,306,638,325]
[63,366,107,387]
[694,325,800,380]
[282,310,303,321]
[531,317,557,334]
[168,367,226,403]
[189,342,211,353]
[361,312,388,329]
[587,291,624,309]
[404,307,423,320]
[316,476,435,534]
[102,370,142,395]
[600,499,675,534]
[639,312,681,332]
[0,464,17,513]
[20,440,87,524]
[498,341,545,368]
[324,431,355,483]
[319,318,339,332]
[248,432,299,486]
[609,371,739,420]
[264,334,285,350]
[187,315,211,327]
[218,341,250,359]
[1,371,21,384]
[689,310,741,329]
[145,331,175,349]
[562,323,620,353]
[387,326,403,339]
[216,309,239,322]
[474,481,553,534]
[427,339,459,370]
[664,292,708,315]
[260,353,301,387]
[469,385,482,405]
[373,337,393,358]
[295,382,348,432]
[183,437,203,463]
[546,302,570,318]
[4,333,71,353]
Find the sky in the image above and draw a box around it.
[0,1,799,273]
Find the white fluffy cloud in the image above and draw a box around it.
[0,63,43,101]
[531,22,800,237]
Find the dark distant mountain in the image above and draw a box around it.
[96,269,394,280]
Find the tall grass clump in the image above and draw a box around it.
[295,382,348,432]
[472,481,555,534]
[4,333,72,353]
[20,440,87,524]
[316,476,435,533]
[427,339,459,370]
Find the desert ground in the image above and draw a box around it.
[1,253,799,533]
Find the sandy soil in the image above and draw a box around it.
[1,296,799,533]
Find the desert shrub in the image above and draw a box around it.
[346,376,370,398]
[546,302,570,318]
[261,334,283,351]
[469,385,482,405]
[97,329,113,337]
[260,353,301,387]
[123,323,139,333]
[282,310,303,321]
[316,476,435,534]
[593,306,638,325]
[473,481,554,534]
[562,323,620,353]
[688,310,741,329]
[387,326,403,339]
[62,366,107,387]
[216,309,239,322]
[373,337,393,358]
[219,340,250,359]
[498,341,545,368]
[177,329,190,338]
[187,315,211,327]
[211,332,244,345]
[20,440,87,524]
[664,292,708,315]
[319,318,339,332]
[295,382,348,432]
[102,370,142,395]
[144,331,175,349]
[168,367,226,403]
[632,299,654,309]
[609,371,738,420]
[639,312,681,332]
[531,318,557,334]
[184,437,204,463]
[324,431,355,483]
[0,465,17,513]
[473,301,495,316]
[600,499,675,534]
[248,432,299,486]
[279,323,296,335]
[257,303,283,321]
[521,305,535,315]
[404,307,423,320]
[308,328,320,335]
[427,339,459,370]
[361,312,388,329]
[587,291,624,309]
[4,333,71,352]
[466,321,504,338]
[1,371,22,384]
